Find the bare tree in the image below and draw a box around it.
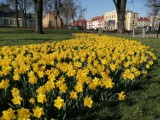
[6,0,33,28]
[7,0,19,28]
[146,0,160,38]
[43,0,85,28]
[61,0,73,26]
[33,0,43,34]
[18,0,33,28]
[146,0,160,30]
[44,0,63,29]
[113,0,127,34]
[61,0,86,26]
[77,2,86,20]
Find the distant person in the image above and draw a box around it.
[98,27,103,36]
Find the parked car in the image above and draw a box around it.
[68,26,82,30]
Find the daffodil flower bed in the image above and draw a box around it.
[0,34,157,119]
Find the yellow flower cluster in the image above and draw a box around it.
[0,34,156,119]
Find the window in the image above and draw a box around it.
[134,14,135,18]
[3,19,8,25]
[10,19,14,25]
[133,20,134,24]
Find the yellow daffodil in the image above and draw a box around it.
[84,96,93,108]
[32,106,44,118]
[0,79,9,89]
[17,107,31,120]
[69,91,78,100]
[29,97,35,104]
[37,93,47,103]
[1,108,15,120]
[54,96,65,109]
[118,91,126,101]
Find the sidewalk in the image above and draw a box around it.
[132,33,160,39]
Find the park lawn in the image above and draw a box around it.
[0,29,160,119]
[75,35,160,120]
[0,28,84,46]
[116,36,160,120]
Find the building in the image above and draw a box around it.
[0,3,34,28]
[149,16,160,30]
[137,17,150,28]
[125,10,138,30]
[86,20,92,29]
[71,19,87,30]
[92,16,104,30]
[43,12,62,29]
[104,10,117,30]
[104,10,138,31]
[86,15,104,30]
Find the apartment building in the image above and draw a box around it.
[86,16,104,30]
[104,10,117,30]
[137,17,150,28]
[125,10,138,30]
[86,20,92,29]
[150,16,160,30]
[104,10,138,31]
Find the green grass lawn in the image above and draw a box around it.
[0,29,160,119]
[79,35,160,120]
[68,35,160,120]
[0,28,84,46]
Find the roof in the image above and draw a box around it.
[73,19,87,23]
[138,17,150,22]
[0,3,34,18]
[92,16,104,21]
[126,10,138,14]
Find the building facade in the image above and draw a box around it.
[125,10,138,30]
[104,10,117,30]
[86,20,92,29]
[71,19,87,30]
[137,17,150,28]
[104,10,138,31]
[0,3,34,28]
[86,16,104,30]
[43,12,62,29]
[149,16,160,30]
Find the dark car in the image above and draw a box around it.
[68,26,82,30]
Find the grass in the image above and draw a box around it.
[80,34,160,120]
[0,28,84,46]
[0,28,160,119]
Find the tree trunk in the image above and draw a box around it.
[21,10,26,28]
[113,0,127,34]
[117,10,126,34]
[59,15,63,28]
[54,13,58,29]
[33,0,44,34]
[157,22,160,38]
[65,15,68,27]
[24,0,27,28]
[152,14,156,30]
[15,0,19,28]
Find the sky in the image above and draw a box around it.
[1,0,148,20]
[82,0,148,20]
